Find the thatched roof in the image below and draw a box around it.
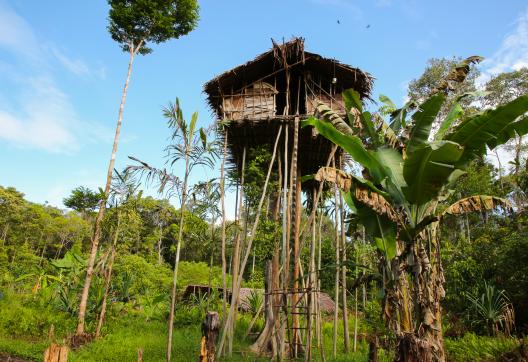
[182,284,336,314]
[203,38,373,188]
[204,38,374,117]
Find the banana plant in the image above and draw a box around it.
[302,57,528,362]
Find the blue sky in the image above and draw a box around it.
[1,0,527,215]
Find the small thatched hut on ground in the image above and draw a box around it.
[182,284,336,314]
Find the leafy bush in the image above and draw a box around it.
[112,254,172,297]
[0,292,74,338]
[176,261,228,288]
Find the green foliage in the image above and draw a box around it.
[108,0,199,55]
[112,253,172,296]
[176,261,227,288]
[445,333,522,362]
[0,291,74,338]
[63,186,102,214]
[466,281,515,336]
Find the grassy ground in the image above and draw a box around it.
[1,312,523,361]
[0,312,386,361]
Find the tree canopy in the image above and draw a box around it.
[108,0,199,55]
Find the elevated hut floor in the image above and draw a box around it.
[223,116,341,185]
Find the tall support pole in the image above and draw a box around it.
[228,146,246,356]
[316,207,327,362]
[305,187,317,362]
[332,157,340,359]
[217,125,283,359]
[220,131,228,337]
[280,124,289,359]
[291,117,301,358]
[339,188,350,352]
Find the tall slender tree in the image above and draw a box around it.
[76,0,199,336]
[128,99,216,362]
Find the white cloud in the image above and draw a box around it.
[478,7,528,84]
[49,47,91,77]
[0,2,39,59]
[0,2,108,153]
[0,76,108,153]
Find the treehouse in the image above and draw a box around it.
[204,37,373,184]
[204,38,373,358]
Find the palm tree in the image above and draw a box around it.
[303,57,528,361]
[127,99,216,362]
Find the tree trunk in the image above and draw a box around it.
[166,155,190,362]
[96,213,121,338]
[200,312,220,362]
[157,224,163,265]
[76,45,137,336]
[385,232,446,362]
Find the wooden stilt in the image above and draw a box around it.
[332,157,340,359]
[339,188,350,352]
[217,125,283,359]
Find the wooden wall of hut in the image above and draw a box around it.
[221,81,277,120]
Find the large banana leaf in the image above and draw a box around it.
[373,113,401,149]
[343,190,397,260]
[406,93,446,153]
[302,117,386,183]
[313,102,353,136]
[374,147,407,205]
[389,99,419,132]
[445,95,528,165]
[435,102,464,141]
[487,115,528,149]
[343,89,380,145]
[315,167,398,222]
[442,195,511,216]
[403,141,464,205]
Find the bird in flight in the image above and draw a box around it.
[337,20,340,24]
[366,24,371,29]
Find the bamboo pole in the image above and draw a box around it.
[220,131,228,335]
[217,125,283,358]
[332,158,340,358]
[316,207,327,362]
[292,117,301,358]
[280,125,289,359]
[228,146,246,356]
[339,190,350,352]
[305,187,317,362]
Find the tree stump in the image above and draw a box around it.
[44,343,69,362]
[200,311,219,362]
[368,335,379,362]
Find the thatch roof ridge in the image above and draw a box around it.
[204,37,374,116]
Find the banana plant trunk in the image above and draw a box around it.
[384,231,445,362]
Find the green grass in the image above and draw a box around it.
[445,333,523,362]
[0,335,48,360]
[4,307,520,362]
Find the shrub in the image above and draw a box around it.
[0,292,74,338]
[445,333,521,361]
